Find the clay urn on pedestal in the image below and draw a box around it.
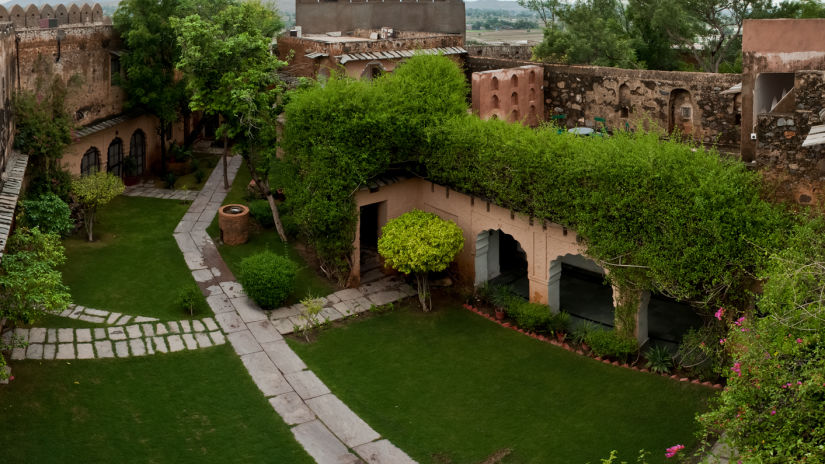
[218,204,249,245]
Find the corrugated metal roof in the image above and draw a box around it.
[720,83,742,95]
[338,46,467,64]
[305,51,328,59]
[802,124,825,147]
[74,114,134,139]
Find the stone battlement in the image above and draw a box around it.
[0,3,106,29]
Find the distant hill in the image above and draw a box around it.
[465,0,530,12]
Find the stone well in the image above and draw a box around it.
[218,204,249,245]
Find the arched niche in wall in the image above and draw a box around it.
[25,4,39,27]
[510,74,518,88]
[619,83,631,118]
[9,5,25,28]
[40,4,55,19]
[68,4,81,24]
[55,4,68,25]
[0,6,9,23]
[491,76,499,90]
[668,88,694,135]
[92,4,103,23]
[80,3,92,24]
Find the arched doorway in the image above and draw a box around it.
[129,130,146,176]
[475,229,529,299]
[107,138,123,177]
[361,61,385,81]
[81,147,100,176]
[668,89,694,135]
[549,254,613,326]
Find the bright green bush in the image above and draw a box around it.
[509,302,553,332]
[176,285,203,317]
[248,199,274,228]
[72,171,125,241]
[548,311,571,334]
[237,251,298,309]
[19,193,73,236]
[584,329,638,359]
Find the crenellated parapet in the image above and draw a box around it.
[0,3,106,29]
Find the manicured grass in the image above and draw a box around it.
[290,302,714,464]
[60,196,206,320]
[207,160,336,304]
[0,345,312,463]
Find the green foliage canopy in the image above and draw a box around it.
[378,210,465,276]
[72,172,126,241]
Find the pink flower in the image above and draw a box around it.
[731,362,742,377]
[665,444,685,458]
[734,316,745,326]
[719,338,726,345]
[714,308,725,320]
[796,338,803,344]
[771,410,776,415]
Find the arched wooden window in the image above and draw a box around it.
[81,147,100,176]
[129,130,146,176]
[107,138,124,177]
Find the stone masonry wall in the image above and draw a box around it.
[0,3,105,28]
[467,57,742,149]
[295,0,465,35]
[0,22,16,173]
[466,45,533,61]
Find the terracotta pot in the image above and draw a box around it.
[495,309,505,321]
[218,204,250,245]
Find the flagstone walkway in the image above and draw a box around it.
[123,183,199,201]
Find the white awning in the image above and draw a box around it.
[802,124,825,147]
[720,83,742,95]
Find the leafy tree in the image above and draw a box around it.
[173,0,289,241]
[114,0,190,174]
[533,0,640,68]
[626,0,693,70]
[751,0,825,18]
[516,0,563,28]
[19,192,74,237]
[378,210,464,312]
[72,172,125,241]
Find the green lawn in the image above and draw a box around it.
[207,160,336,304]
[60,196,205,320]
[290,302,714,464]
[0,345,312,463]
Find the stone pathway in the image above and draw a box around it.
[176,155,417,464]
[57,304,160,325]
[2,317,224,361]
[123,183,200,201]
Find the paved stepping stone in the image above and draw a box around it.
[95,340,115,358]
[42,344,56,360]
[209,331,226,345]
[85,308,108,317]
[106,313,122,324]
[271,318,295,335]
[108,327,127,341]
[192,269,213,282]
[77,343,95,359]
[240,352,293,397]
[270,304,303,320]
[269,392,315,425]
[126,325,142,339]
[248,320,283,344]
[195,332,212,348]
[227,330,262,356]
[203,318,218,331]
[155,323,168,335]
[141,324,154,337]
[167,321,181,333]
[319,307,344,322]
[180,320,192,333]
[331,288,363,301]
[26,343,43,360]
[291,420,361,464]
[79,315,106,323]
[286,370,331,400]
[146,339,156,355]
[167,335,185,352]
[69,306,84,318]
[219,281,245,299]
[262,340,307,374]
[232,297,267,323]
[47,328,58,343]
[29,328,46,344]
[354,439,417,464]
[129,338,147,356]
[206,294,235,314]
[215,312,245,333]
[192,320,205,332]
[114,341,129,358]
[56,343,75,360]
[57,328,73,343]
[368,290,404,306]
[76,329,92,343]
[182,333,198,350]
[134,316,157,323]
[116,315,132,325]
[94,328,107,340]
[306,394,381,448]
[153,337,168,353]
[11,345,26,360]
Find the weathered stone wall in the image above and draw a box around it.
[295,0,465,35]
[16,24,124,126]
[466,45,533,61]
[467,57,742,149]
[0,3,105,28]
[0,22,16,173]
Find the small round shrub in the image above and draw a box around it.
[510,301,552,332]
[237,251,298,309]
[585,329,638,359]
[20,192,74,236]
[248,199,274,228]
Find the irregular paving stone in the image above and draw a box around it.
[203,317,219,331]
[76,343,95,359]
[192,320,205,332]
[174,232,199,254]
[25,343,43,360]
[306,394,381,448]
[141,324,155,337]
[247,320,284,344]
[195,332,213,348]
[354,439,417,464]
[209,331,226,345]
[331,288,363,301]
[29,328,46,344]
[108,327,127,341]
[42,344,56,360]
[215,312,245,333]
[286,370,331,400]
[205,285,224,296]
[129,338,147,356]
[183,251,206,270]
[11,346,26,360]
[319,307,344,322]
[167,321,181,333]
[240,351,293,397]
[56,343,75,360]
[155,323,168,336]
[76,329,92,343]
[94,328,107,340]
[219,281,245,299]
[116,315,132,326]
[145,338,155,355]
[150,336,166,353]
[191,269,213,282]
[261,340,307,374]
[167,335,185,352]
[227,330,262,356]
[126,325,143,339]
[332,301,354,316]
[182,334,198,350]
[59,309,73,318]
[269,392,315,425]
[291,420,360,464]
[47,328,57,343]
[14,328,29,341]
[95,340,114,358]
[78,315,106,323]
[69,306,84,318]
[133,316,158,323]
[57,328,74,343]
[85,308,109,317]
[326,293,341,304]
[206,294,235,314]
[231,297,267,323]
[367,290,404,307]
[180,320,192,333]
[114,341,130,358]
[106,313,122,325]
[269,305,302,320]
[271,318,295,335]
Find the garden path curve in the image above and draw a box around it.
[172,155,417,464]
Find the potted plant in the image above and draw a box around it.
[122,156,140,186]
[495,307,506,321]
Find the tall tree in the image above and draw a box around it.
[114,0,188,174]
[516,0,564,28]
[173,0,289,241]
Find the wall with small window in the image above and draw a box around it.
[471,65,544,127]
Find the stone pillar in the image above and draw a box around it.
[612,286,650,347]
[528,277,549,306]
[546,259,562,313]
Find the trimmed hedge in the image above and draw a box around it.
[584,329,638,359]
[237,251,298,309]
